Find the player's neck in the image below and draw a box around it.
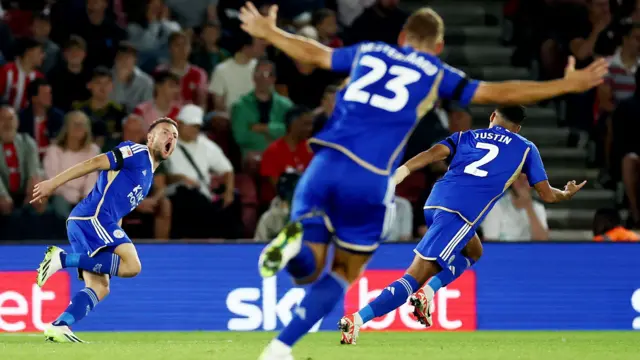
[234,51,252,65]
[283,134,299,148]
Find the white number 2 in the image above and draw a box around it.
[464,143,499,177]
[343,55,421,112]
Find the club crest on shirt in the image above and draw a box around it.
[119,146,133,159]
[113,229,125,239]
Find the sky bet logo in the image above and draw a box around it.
[0,271,70,332]
[345,270,477,331]
[226,277,324,331]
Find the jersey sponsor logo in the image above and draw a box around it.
[344,270,476,331]
[113,229,125,239]
[0,271,70,332]
[119,146,134,159]
[225,276,324,331]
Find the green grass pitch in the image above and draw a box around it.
[1,331,638,360]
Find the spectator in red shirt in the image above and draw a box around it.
[259,106,314,203]
[0,37,44,110]
[134,70,182,130]
[18,78,64,158]
[155,31,208,108]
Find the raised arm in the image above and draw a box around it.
[533,180,586,204]
[394,143,451,185]
[31,154,111,204]
[470,56,608,105]
[239,3,333,69]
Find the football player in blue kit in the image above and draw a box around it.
[238,3,606,358]
[344,106,586,342]
[32,117,178,343]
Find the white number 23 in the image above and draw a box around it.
[343,55,421,112]
[464,143,499,177]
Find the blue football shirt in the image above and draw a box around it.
[69,141,155,223]
[310,41,480,175]
[426,126,548,225]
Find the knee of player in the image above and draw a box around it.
[121,258,142,278]
[91,284,110,300]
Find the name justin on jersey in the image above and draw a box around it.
[474,132,512,145]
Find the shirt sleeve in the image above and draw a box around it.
[438,64,480,107]
[436,131,462,159]
[105,142,145,171]
[522,144,548,186]
[480,203,503,241]
[259,144,281,179]
[330,43,362,72]
[533,201,549,230]
[208,66,225,95]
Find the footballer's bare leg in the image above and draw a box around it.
[113,243,142,278]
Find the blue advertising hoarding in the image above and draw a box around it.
[0,243,638,332]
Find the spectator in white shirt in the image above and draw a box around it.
[165,104,241,238]
[481,174,549,241]
[209,33,267,112]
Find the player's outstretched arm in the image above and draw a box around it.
[31,154,111,204]
[471,57,608,105]
[239,2,332,69]
[394,144,451,185]
[533,180,586,203]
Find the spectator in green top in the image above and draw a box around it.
[231,59,292,157]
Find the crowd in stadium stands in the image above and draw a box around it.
[0,0,638,242]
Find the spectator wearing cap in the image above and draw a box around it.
[190,21,231,77]
[43,111,99,219]
[593,208,640,241]
[259,106,313,204]
[0,37,44,110]
[127,0,181,72]
[165,104,241,238]
[73,66,127,150]
[31,11,60,75]
[209,34,267,112]
[134,70,182,130]
[48,36,92,112]
[231,59,292,157]
[254,172,300,241]
[18,78,64,157]
[110,41,154,113]
[155,31,208,108]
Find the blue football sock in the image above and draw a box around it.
[285,243,316,280]
[61,252,120,277]
[52,288,100,327]
[357,274,420,323]
[277,272,348,347]
[427,255,475,294]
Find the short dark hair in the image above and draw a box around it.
[285,106,311,130]
[153,70,180,85]
[148,117,178,133]
[202,20,221,30]
[14,37,43,57]
[64,35,87,51]
[312,9,336,27]
[116,41,138,56]
[496,105,526,124]
[254,58,276,77]
[91,66,112,81]
[593,208,622,235]
[33,10,51,22]
[168,31,189,45]
[27,78,49,99]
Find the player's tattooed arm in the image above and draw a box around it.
[394,144,451,185]
[471,57,608,105]
[31,154,111,204]
[533,180,587,203]
[239,2,332,69]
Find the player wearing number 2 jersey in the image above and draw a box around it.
[345,106,586,343]
[238,2,606,359]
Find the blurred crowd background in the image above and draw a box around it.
[0,0,638,243]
